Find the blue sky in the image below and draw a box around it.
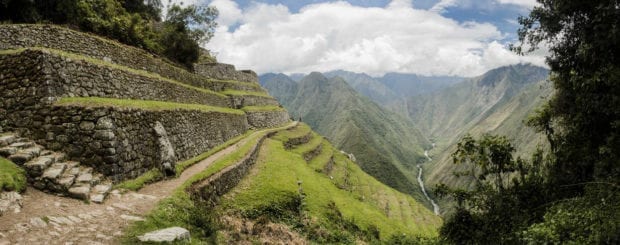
[196,0,544,76]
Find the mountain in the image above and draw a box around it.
[324,70,401,107]
[406,64,551,211]
[260,72,431,203]
[378,73,464,98]
[259,73,298,106]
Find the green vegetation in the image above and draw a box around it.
[0,157,27,192]
[240,105,285,112]
[114,168,163,191]
[437,0,620,243]
[0,0,217,68]
[55,97,244,115]
[221,89,271,97]
[0,47,227,98]
[218,126,441,243]
[262,72,431,204]
[175,130,257,174]
[123,123,293,243]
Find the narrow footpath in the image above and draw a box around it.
[0,122,296,245]
[417,148,440,215]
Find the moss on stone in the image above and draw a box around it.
[241,105,286,112]
[0,157,27,192]
[55,97,244,115]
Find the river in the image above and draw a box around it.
[417,149,440,215]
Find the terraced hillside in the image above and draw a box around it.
[261,72,432,204]
[213,123,441,243]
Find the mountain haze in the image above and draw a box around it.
[406,64,551,210]
[261,72,431,202]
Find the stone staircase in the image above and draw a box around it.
[0,133,112,203]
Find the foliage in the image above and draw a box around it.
[514,0,620,188]
[0,157,27,192]
[0,0,218,69]
[114,168,163,191]
[436,135,549,243]
[440,1,620,241]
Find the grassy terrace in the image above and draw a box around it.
[308,141,333,171]
[291,132,322,155]
[221,89,272,98]
[207,79,263,88]
[241,105,286,112]
[0,157,27,192]
[123,122,294,244]
[271,123,312,142]
[219,129,442,243]
[55,97,244,115]
[0,48,227,99]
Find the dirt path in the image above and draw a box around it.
[0,122,296,245]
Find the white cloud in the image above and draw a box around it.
[497,0,538,8]
[430,0,459,13]
[205,0,546,77]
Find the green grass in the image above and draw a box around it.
[123,122,294,244]
[0,157,27,192]
[271,123,312,143]
[308,141,333,171]
[219,129,442,243]
[207,79,262,88]
[174,130,258,174]
[55,97,244,115]
[221,90,271,98]
[115,169,163,191]
[0,47,227,99]
[241,105,286,112]
[291,132,322,154]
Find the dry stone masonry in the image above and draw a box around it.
[0,23,290,198]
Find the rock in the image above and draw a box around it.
[0,134,16,147]
[153,121,177,175]
[0,191,22,216]
[120,214,145,221]
[9,142,34,149]
[79,121,95,131]
[76,173,93,183]
[68,185,90,200]
[90,194,105,204]
[0,146,17,157]
[95,117,114,130]
[29,217,48,228]
[24,155,54,176]
[58,174,76,189]
[137,227,190,243]
[42,162,67,180]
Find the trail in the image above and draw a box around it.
[417,148,440,215]
[0,122,296,245]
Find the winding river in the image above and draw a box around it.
[417,149,440,215]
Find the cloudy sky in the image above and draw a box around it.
[180,0,546,77]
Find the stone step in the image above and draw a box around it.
[68,184,91,200]
[0,134,17,147]
[24,155,55,177]
[90,182,113,204]
[0,146,18,157]
[8,145,43,165]
[9,141,35,149]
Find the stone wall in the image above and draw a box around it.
[189,130,277,206]
[0,24,260,89]
[230,95,280,109]
[204,80,266,93]
[194,63,258,83]
[22,105,249,182]
[0,49,230,108]
[245,110,290,129]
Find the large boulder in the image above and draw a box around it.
[137,227,190,243]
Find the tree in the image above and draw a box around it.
[514,0,620,188]
[159,3,218,68]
